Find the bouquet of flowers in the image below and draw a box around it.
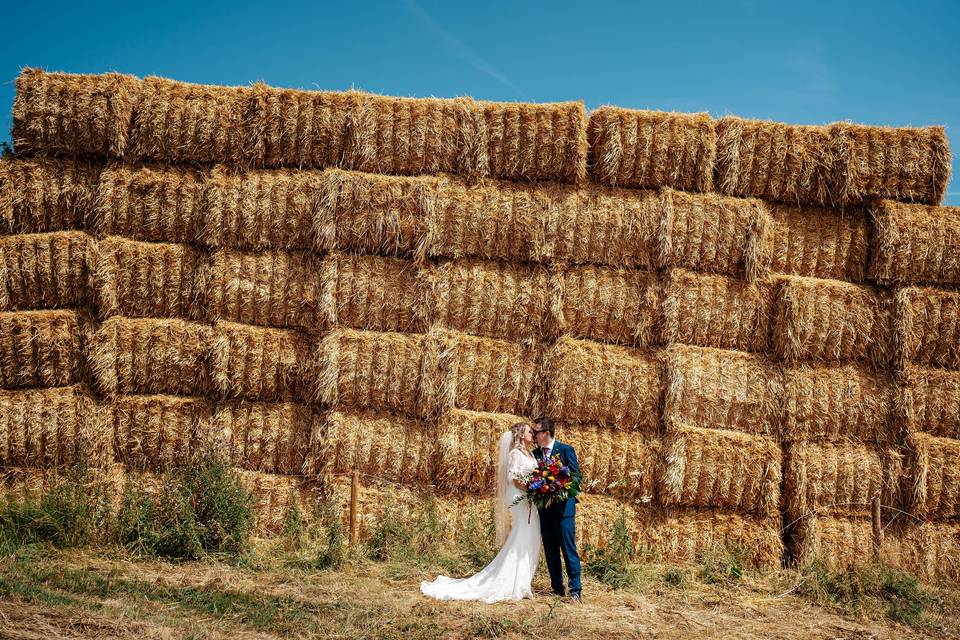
[513,453,582,513]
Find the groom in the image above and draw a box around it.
[532,415,582,602]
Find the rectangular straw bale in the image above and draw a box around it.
[428,259,549,343]
[202,166,323,250]
[893,286,960,371]
[0,157,102,233]
[210,320,310,402]
[92,162,205,244]
[213,400,320,477]
[768,202,869,283]
[0,385,104,468]
[545,336,660,431]
[234,470,322,535]
[91,235,205,320]
[661,268,775,353]
[560,423,659,499]
[554,265,659,347]
[435,408,524,493]
[571,493,645,553]
[316,328,436,419]
[256,85,353,169]
[869,201,960,287]
[12,68,142,157]
[90,316,211,397]
[903,432,960,521]
[327,408,435,485]
[0,309,92,388]
[129,76,263,166]
[325,252,425,333]
[897,364,960,440]
[1,464,127,506]
[0,231,92,311]
[109,394,212,471]
[437,330,542,417]
[789,514,875,570]
[204,248,323,329]
[587,107,715,192]
[661,189,771,282]
[773,275,891,367]
[663,344,781,437]
[658,423,781,517]
[881,521,960,585]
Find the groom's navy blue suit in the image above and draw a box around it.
[534,440,582,597]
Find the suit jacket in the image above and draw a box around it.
[533,440,581,518]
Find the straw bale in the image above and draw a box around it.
[213,400,320,477]
[789,515,875,570]
[91,235,205,320]
[661,189,771,281]
[0,157,102,233]
[0,309,92,388]
[659,423,781,517]
[256,85,354,169]
[90,316,211,397]
[204,248,323,329]
[435,408,524,493]
[12,68,141,157]
[0,464,127,506]
[234,470,323,535]
[554,265,659,347]
[772,275,891,367]
[782,363,894,443]
[587,107,715,192]
[0,231,92,311]
[202,166,323,250]
[92,162,205,244]
[324,252,426,333]
[881,521,960,585]
[869,200,960,287]
[903,432,960,520]
[897,364,960,440]
[545,336,660,431]
[663,344,781,437]
[327,408,435,485]
[559,423,659,499]
[661,268,775,353]
[768,202,869,283]
[428,259,549,343]
[109,393,212,470]
[893,285,960,371]
[210,320,310,402]
[0,384,104,468]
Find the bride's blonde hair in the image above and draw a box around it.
[509,422,528,450]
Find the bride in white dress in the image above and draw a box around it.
[420,422,541,603]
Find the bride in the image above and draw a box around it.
[420,422,541,603]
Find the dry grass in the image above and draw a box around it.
[328,408,436,485]
[108,393,212,471]
[897,364,960,440]
[210,320,311,402]
[870,200,960,287]
[767,202,870,283]
[893,285,960,371]
[903,432,960,521]
[0,231,93,311]
[212,399,320,477]
[560,423,659,499]
[0,309,92,388]
[0,157,102,234]
[324,252,427,333]
[434,408,523,493]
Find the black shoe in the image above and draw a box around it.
[552,589,566,598]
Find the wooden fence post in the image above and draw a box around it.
[871,496,883,556]
[349,468,359,546]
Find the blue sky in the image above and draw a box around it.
[2,0,957,204]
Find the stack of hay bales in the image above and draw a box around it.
[2,69,957,576]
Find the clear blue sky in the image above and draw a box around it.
[2,0,958,204]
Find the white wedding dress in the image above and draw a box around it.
[420,444,541,603]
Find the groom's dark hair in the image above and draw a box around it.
[533,415,554,436]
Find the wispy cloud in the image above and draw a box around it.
[401,0,525,98]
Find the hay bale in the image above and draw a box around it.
[0,310,92,388]
[869,200,960,287]
[554,265,659,347]
[90,316,211,397]
[92,162,205,244]
[437,330,542,417]
[234,470,323,535]
[213,400,320,477]
[108,394,212,471]
[256,85,354,169]
[782,364,894,443]
[768,202,869,283]
[904,432,960,521]
[204,248,324,329]
[897,364,960,440]
[659,423,781,517]
[0,157,102,234]
[772,275,891,367]
[545,336,660,431]
[327,408,435,485]
[210,320,311,402]
[587,107,715,192]
[893,286,960,371]
[789,514,874,570]
[325,252,426,333]
[881,521,960,585]
[0,385,105,468]
[1,464,127,506]
[315,328,436,419]
[661,269,775,353]
[12,68,142,157]
[435,408,524,493]
[428,259,549,343]
[91,236,205,320]
[560,423,659,499]
[202,166,324,250]
[661,190,771,282]
[0,231,93,311]
[663,344,781,438]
